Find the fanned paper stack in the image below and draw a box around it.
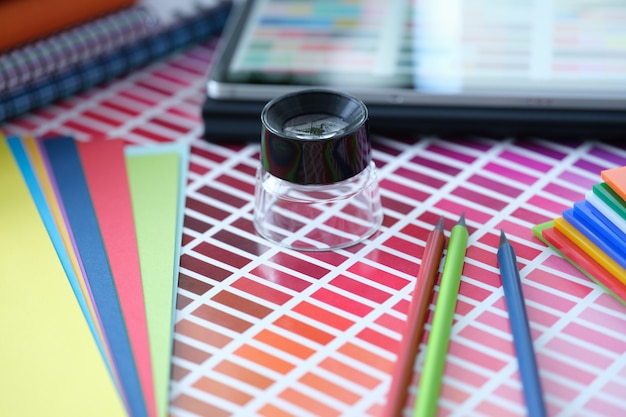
[534,166,626,306]
[0,134,189,417]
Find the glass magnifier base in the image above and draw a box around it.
[253,162,383,251]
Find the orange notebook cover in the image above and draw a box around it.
[0,0,136,51]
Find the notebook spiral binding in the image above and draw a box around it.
[0,7,159,93]
[0,1,232,123]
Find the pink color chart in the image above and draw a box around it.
[3,39,626,417]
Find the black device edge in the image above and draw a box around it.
[202,95,626,143]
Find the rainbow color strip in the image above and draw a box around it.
[534,165,626,306]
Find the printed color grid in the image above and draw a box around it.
[3,39,626,417]
[230,0,408,77]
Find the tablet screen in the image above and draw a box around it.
[211,0,626,108]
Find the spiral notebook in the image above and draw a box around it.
[0,6,157,93]
[0,0,231,123]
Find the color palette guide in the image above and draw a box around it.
[534,167,626,306]
[2,39,626,417]
[231,0,407,74]
[1,134,188,417]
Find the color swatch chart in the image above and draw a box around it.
[417,0,626,91]
[551,0,626,79]
[230,0,409,76]
[2,39,626,417]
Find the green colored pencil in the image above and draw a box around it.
[413,213,468,417]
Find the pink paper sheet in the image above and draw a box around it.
[78,138,156,417]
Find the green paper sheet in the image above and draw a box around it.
[0,138,126,417]
[593,182,626,220]
[126,142,189,417]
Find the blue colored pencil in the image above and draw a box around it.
[498,230,547,417]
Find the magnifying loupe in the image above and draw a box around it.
[254,89,383,251]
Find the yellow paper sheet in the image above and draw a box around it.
[554,216,626,285]
[22,136,109,356]
[0,137,126,417]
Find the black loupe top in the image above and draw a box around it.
[260,89,371,185]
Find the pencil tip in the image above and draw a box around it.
[500,229,508,246]
[436,215,444,230]
[457,212,466,226]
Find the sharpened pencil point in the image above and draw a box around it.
[436,215,444,231]
[497,228,547,417]
[414,209,468,417]
[500,229,508,246]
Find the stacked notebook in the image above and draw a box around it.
[0,0,231,122]
[534,167,626,306]
[0,135,189,417]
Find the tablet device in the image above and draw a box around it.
[203,0,626,142]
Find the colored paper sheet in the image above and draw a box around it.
[18,134,122,391]
[593,182,626,221]
[533,221,626,305]
[0,137,126,417]
[21,136,103,332]
[586,190,626,235]
[563,208,626,269]
[77,138,157,417]
[41,136,147,417]
[554,216,626,286]
[601,165,626,201]
[126,142,189,417]
[573,201,626,250]
[6,136,111,372]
